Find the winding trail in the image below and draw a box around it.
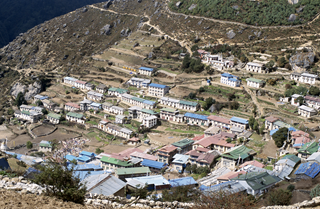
[242,84,264,117]
[88,5,192,54]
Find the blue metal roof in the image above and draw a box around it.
[69,163,102,171]
[149,83,168,89]
[289,127,296,132]
[270,129,279,136]
[229,78,239,82]
[141,159,166,169]
[77,156,91,162]
[295,162,320,178]
[74,170,108,181]
[230,117,248,124]
[139,67,154,72]
[80,151,96,157]
[184,112,208,121]
[169,177,197,187]
[221,73,233,78]
[65,154,77,161]
[143,100,156,105]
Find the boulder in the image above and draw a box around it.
[289,52,315,69]
[188,4,197,11]
[288,14,297,22]
[100,24,112,35]
[103,1,113,9]
[226,30,236,39]
[176,1,182,8]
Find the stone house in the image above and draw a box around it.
[66,112,85,124]
[65,103,80,112]
[87,91,104,102]
[298,105,317,118]
[264,116,279,130]
[207,115,230,129]
[230,117,248,130]
[96,84,107,94]
[157,144,178,164]
[246,62,268,73]
[142,115,157,128]
[38,140,53,152]
[246,78,265,88]
[184,112,208,126]
[47,112,61,124]
[290,72,318,85]
[304,95,320,110]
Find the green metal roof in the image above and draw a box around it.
[21,110,30,115]
[274,121,291,128]
[141,108,157,115]
[298,142,319,155]
[232,172,281,191]
[179,100,198,107]
[66,112,83,119]
[132,97,145,103]
[246,78,264,83]
[116,88,128,94]
[100,156,133,167]
[222,145,253,160]
[40,142,52,148]
[116,167,151,175]
[47,112,61,120]
[160,108,177,113]
[108,87,117,91]
[172,138,194,148]
[281,154,301,164]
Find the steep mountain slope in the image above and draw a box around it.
[0,0,108,48]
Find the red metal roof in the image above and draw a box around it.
[207,115,230,124]
[192,134,205,141]
[196,152,219,164]
[239,160,265,168]
[265,116,279,123]
[305,95,320,103]
[75,80,87,85]
[158,144,177,153]
[130,151,158,161]
[217,171,246,180]
[65,103,80,109]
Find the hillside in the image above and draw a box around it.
[169,0,320,26]
[0,0,108,48]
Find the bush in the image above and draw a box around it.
[95,148,104,154]
[267,189,292,206]
[26,141,33,149]
[273,127,289,148]
[287,184,295,192]
[33,159,87,204]
[310,184,320,198]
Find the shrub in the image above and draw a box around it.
[33,159,87,204]
[267,189,292,206]
[26,141,33,149]
[287,184,295,192]
[310,184,320,198]
[95,148,104,154]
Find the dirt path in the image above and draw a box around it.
[243,84,264,116]
[88,5,193,54]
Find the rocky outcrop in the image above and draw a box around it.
[10,81,42,100]
[288,14,297,22]
[226,30,236,39]
[261,196,320,208]
[289,52,315,69]
[188,4,197,11]
[100,24,112,35]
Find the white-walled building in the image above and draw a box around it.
[160,108,184,123]
[304,95,320,110]
[246,78,265,88]
[139,67,155,76]
[47,112,61,124]
[207,115,230,129]
[246,62,268,73]
[63,77,78,86]
[87,91,104,102]
[230,117,248,130]
[74,80,87,89]
[159,97,200,112]
[142,115,158,128]
[220,73,240,87]
[66,112,85,124]
[121,93,156,109]
[128,78,151,88]
[65,103,80,112]
[108,88,129,97]
[290,72,318,85]
[298,105,317,118]
[39,141,53,152]
[96,84,107,94]
[148,83,170,97]
[15,110,42,123]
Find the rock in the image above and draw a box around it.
[62,24,67,28]
[188,4,197,11]
[2,177,10,183]
[138,0,142,3]
[103,1,112,9]
[133,42,139,47]
[100,24,112,35]
[254,31,262,37]
[289,52,315,69]
[232,5,239,10]
[296,6,305,13]
[10,81,42,101]
[11,178,19,183]
[248,35,255,40]
[154,1,158,7]
[226,30,236,39]
[176,1,182,8]
[82,7,88,13]
[85,31,89,35]
[288,14,297,22]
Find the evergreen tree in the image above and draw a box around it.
[15,92,26,107]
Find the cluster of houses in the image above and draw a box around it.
[280,94,319,118]
[290,72,318,85]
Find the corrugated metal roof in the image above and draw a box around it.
[295,162,320,178]
[172,154,189,164]
[139,67,154,72]
[169,177,197,187]
[141,159,166,169]
[116,167,150,175]
[230,117,248,124]
[126,175,170,187]
[149,83,168,89]
[184,112,208,121]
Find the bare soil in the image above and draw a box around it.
[32,125,56,136]
[258,140,278,158]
